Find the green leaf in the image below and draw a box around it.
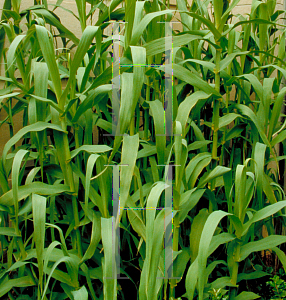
[33,8,79,44]
[186,153,212,188]
[263,173,279,206]
[198,166,231,189]
[233,164,246,222]
[189,208,209,262]
[218,113,240,129]
[6,34,26,83]
[269,88,286,138]
[139,182,170,300]
[0,92,20,105]
[185,257,199,300]
[32,194,47,292]
[72,85,112,122]
[180,11,221,40]
[61,26,101,106]
[35,25,62,102]
[70,145,112,159]
[179,189,205,224]
[233,104,276,164]
[85,153,101,215]
[130,45,146,113]
[101,217,117,300]
[11,149,29,228]
[209,233,236,257]
[42,255,80,299]
[29,94,63,114]
[210,276,238,289]
[81,212,101,265]
[2,122,66,172]
[119,134,139,221]
[127,207,146,242]
[272,247,286,273]
[163,64,221,97]
[237,270,269,282]
[75,0,86,31]
[144,33,204,57]
[148,100,166,165]
[242,201,286,236]
[0,275,36,298]
[271,130,286,147]
[254,142,266,208]
[0,183,70,207]
[213,0,224,29]
[125,0,136,49]
[119,72,134,134]
[234,291,260,300]
[176,91,210,137]
[197,211,231,300]
[239,235,286,261]
[130,10,174,45]
[0,227,19,236]
[72,286,88,300]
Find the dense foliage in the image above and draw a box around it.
[1,0,286,299]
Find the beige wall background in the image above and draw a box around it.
[0,0,285,155]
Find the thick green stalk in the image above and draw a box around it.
[164,279,168,299]
[74,126,81,169]
[212,47,221,160]
[8,99,14,152]
[143,63,151,169]
[170,214,180,298]
[62,129,83,257]
[228,226,243,300]
[51,108,83,257]
[170,179,180,298]
[221,38,233,165]
[144,66,151,140]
